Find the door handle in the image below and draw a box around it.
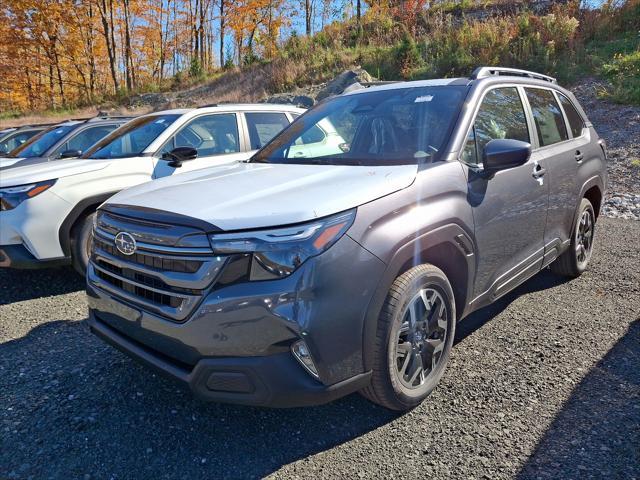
[532,164,546,178]
[575,150,584,162]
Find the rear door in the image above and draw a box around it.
[461,86,549,301]
[524,88,589,258]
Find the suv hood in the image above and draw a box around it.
[0,156,54,170]
[107,162,418,231]
[0,158,110,187]
[0,157,25,168]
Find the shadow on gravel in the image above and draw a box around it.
[517,319,640,479]
[455,269,568,344]
[0,319,398,479]
[0,267,83,304]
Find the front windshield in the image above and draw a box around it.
[9,125,75,158]
[252,85,467,166]
[84,114,180,159]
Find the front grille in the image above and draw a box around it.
[95,267,182,308]
[89,212,227,322]
[94,237,202,274]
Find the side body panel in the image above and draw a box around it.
[542,126,606,254]
[465,160,549,300]
[453,83,549,304]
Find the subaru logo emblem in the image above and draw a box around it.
[115,232,137,256]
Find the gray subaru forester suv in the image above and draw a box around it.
[87,67,607,410]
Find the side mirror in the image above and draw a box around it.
[162,146,198,168]
[483,139,531,173]
[59,149,82,159]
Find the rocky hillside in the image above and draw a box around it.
[572,79,640,221]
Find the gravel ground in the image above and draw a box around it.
[571,79,640,221]
[0,217,638,479]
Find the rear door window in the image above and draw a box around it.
[298,125,325,144]
[557,93,585,138]
[245,112,290,149]
[525,88,568,146]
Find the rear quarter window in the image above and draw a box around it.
[557,93,586,138]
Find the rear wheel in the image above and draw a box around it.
[551,198,596,278]
[361,264,456,411]
[71,211,96,276]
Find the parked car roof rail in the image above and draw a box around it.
[471,66,557,84]
[88,115,135,122]
[359,81,403,87]
[197,103,300,109]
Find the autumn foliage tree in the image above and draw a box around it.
[0,0,294,112]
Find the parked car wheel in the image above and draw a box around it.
[361,264,456,411]
[71,211,96,275]
[551,198,596,278]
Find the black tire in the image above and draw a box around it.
[71,211,96,276]
[550,198,596,278]
[361,264,456,411]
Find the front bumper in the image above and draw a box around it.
[89,311,371,407]
[0,189,72,261]
[0,244,69,269]
[86,233,386,407]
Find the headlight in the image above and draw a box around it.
[0,180,56,211]
[209,209,356,279]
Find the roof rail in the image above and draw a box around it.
[197,102,302,109]
[471,66,557,84]
[64,117,92,123]
[359,81,403,87]
[88,115,134,122]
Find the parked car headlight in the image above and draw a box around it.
[209,209,356,279]
[0,180,56,211]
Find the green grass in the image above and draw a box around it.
[0,111,22,120]
[601,49,640,104]
[583,30,639,70]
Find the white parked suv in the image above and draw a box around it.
[0,104,304,273]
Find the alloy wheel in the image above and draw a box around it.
[394,287,449,389]
[576,209,594,265]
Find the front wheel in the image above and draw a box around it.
[551,198,596,278]
[71,211,96,276]
[361,264,456,411]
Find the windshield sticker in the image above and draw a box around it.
[414,95,433,103]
